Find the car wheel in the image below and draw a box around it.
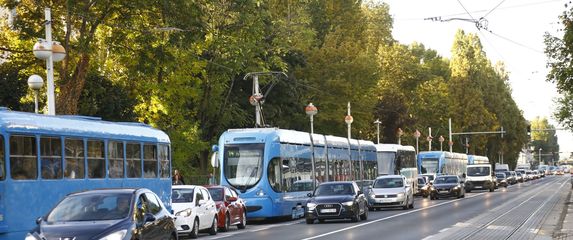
[189,218,199,239]
[408,197,414,209]
[489,186,495,192]
[169,233,177,240]
[208,216,218,235]
[306,218,314,224]
[351,208,360,222]
[237,210,246,229]
[360,205,368,220]
[318,219,325,223]
[221,213,230,232]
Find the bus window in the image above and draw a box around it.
[267,158,281,192]
[143,144,157,178]
[0,135,4,180]
[126,143,142,178]
[40,137,62,179]
[108,141,124,178]
[65,138,85,179]
[159,144,170,178]
[10,135,37,180]
[87,140,105,178]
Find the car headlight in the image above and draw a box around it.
[453,186,459,190]
[342,201,354,206]
[397,193,405,198]
[99,229,127,240]
[307,203,317,210]
[175,208,192,217]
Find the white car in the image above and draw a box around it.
[172,185,218,239]
[368,175,414,210]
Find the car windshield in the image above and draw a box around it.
[314,183,354,196]
[172,188,194,203]
[418,178,426,185]
[207,188,224,201]
[434,177,458,184]
[496,174,505,179]
[467,166,490,176]
[373,178,404,188]
[423,175,435,181]
[47,193,132,222]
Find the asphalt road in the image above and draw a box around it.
[188,175,571,240]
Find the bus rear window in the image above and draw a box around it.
[10,135,37,180]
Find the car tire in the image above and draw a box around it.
[189,218,199,239]
[208,216,218,235]
[489,187,495,192]
[170,233,177,240]
[408,197,414,209]
[237,210,247,229]
[221,213,230,232]
[351,208,360,222]
[306,218,314,224]
[318,219,325,223]
[360,206,368,220]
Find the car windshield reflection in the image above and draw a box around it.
[314,184,354,196]
[373,178,404,188]
[434,177,458,184]
[47,193,132,222]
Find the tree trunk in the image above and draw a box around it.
[56,54,90,115]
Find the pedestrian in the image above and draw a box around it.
[172,169,186,185]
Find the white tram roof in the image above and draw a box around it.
[0,107,170,143]
[224,128,375,150]
[374,143,415,152]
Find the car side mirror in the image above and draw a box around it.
[307,192,313,197]
[198,200,206,206]
[35,217,43,225]
[460,181,464,184]
[357,190,363,195]
[227,196,237,202]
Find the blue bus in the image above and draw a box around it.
[215,128,377,220]
[374,144,418,189]
[417,151,467,177]
[0,108,172,239]
[467,155,489,165]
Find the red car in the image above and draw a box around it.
[205,185,247,232]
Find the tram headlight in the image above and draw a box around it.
[256,188,266,197]
[99,229,127,240]
[25,233,40,240]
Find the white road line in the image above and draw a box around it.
[300,192,488,240]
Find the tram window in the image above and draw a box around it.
[143,144,157,178]
[0,135,4,180]
[87,140,105,178]
[40,137,63,179]
[159,145,170,178]
[267,158,281,192]
[108,141,124,178]
[10,135,37,180]
[65,138,85,179]
[126,143,142,178]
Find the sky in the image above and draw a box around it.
[382,0,573,158]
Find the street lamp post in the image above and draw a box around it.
[397,128,404,145]
[345,102,354,180]
[32,8,66,115]
[27,75,44,114]
[306,103,318,190]
[414,129,421,154]
[439,135,445,152]
[374,119,381,144]
[539,148,542,165]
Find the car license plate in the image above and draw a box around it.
[475,186,483,189]
[379,198,392,203]
[320,208,336,213]
[439,190,449,193]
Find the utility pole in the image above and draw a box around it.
[243,72,287,127]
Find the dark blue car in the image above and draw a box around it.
[25,188,178,240]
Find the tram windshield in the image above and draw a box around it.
[421,158,439,174]
[224,144,264,189]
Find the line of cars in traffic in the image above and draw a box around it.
[26,185,248,240]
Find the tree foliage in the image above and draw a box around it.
[0,1,532,177]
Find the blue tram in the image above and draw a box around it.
[215,128,377,220]
[0,108,172,239]
[417,151,468,178]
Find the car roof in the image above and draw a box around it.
[436,175,458,178]
[319,181,354,185]
[69,188,140,197]
[172,185,204,189]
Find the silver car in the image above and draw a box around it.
[368,175,414,210]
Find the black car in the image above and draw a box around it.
[26,188,178,240]
[429,175,465,200]
[305,181,368,224]
[495,172,509,187]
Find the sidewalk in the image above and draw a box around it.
[536,176,573,239]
